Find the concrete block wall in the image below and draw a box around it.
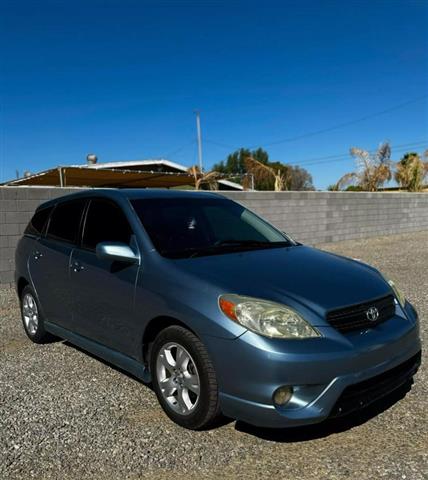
[221,191,428,244]
[0,187,80,285]
[1,186,428,286]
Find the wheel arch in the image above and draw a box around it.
[17,277,30,298]
[142,315,198,367]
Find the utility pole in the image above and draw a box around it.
[195,110,203,172]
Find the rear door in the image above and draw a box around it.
[70,198,140,356]
[28,199,87,328]
[19,204,53,296]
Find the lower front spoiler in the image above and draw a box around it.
[220,350,421,428]
[330,350,421,418]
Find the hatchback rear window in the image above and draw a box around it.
[47,199,86,244]
[24,206,53,237]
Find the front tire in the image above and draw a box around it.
[150,325,221,430]
[20,285,53,344]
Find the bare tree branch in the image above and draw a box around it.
[244,157,286,191]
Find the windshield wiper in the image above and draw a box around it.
[215,239,291,247]
[163,240,292,259]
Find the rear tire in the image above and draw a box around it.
[150,325,221,430]
[20,285,53,344]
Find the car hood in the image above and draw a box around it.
[172,245,392,321]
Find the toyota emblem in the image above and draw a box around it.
[366,306,379,322]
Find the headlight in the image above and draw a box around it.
[219,294,321,339]
[386,278,406,308]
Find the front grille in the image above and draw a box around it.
[327,294,395,333]
[330,351,421,418]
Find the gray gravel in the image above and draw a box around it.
[1,231,427,480]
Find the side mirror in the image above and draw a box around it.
[96,242,139,264]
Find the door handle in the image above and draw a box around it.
[33,250,43,260]
[71,261,84,273]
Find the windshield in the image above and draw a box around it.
[131,197,295,258]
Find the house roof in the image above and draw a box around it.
[78,158,189,172]
[2,159,244,190]
[78,159,243,190]
[2,166,196,188]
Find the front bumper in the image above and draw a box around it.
[203,304,421,428]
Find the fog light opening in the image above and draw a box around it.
[273,386,293,407]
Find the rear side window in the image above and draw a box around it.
[82,199,132,250]
[24,206,53,237]
[47,199,86,244]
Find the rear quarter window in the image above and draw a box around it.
[24,206,53,237]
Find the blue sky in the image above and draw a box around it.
[1,0,427,189]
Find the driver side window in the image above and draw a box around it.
[82,199,133,251]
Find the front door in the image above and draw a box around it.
[70,198,140,356]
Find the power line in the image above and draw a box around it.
[204,139,236,150]
[164,139,196,159]
[205,94,428,151]
[289,140,428,167]
[281,140,428,165]
[288,142,428,168]
[251,95,428,148]
[208,139,428,170]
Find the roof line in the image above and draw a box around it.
[74,158,189,172]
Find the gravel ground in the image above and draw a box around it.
[1,231,427,480]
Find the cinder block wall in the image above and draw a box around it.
[1,187,81,285]
[221,191,428,244]
[2,186,428,286]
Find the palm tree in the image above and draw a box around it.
[187,165,220,190]
[394,152,428,192]
[336,142,392,191]
[244,156,289,191]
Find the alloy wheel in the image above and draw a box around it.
[22,293,39,336]
[156,342,201,415]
